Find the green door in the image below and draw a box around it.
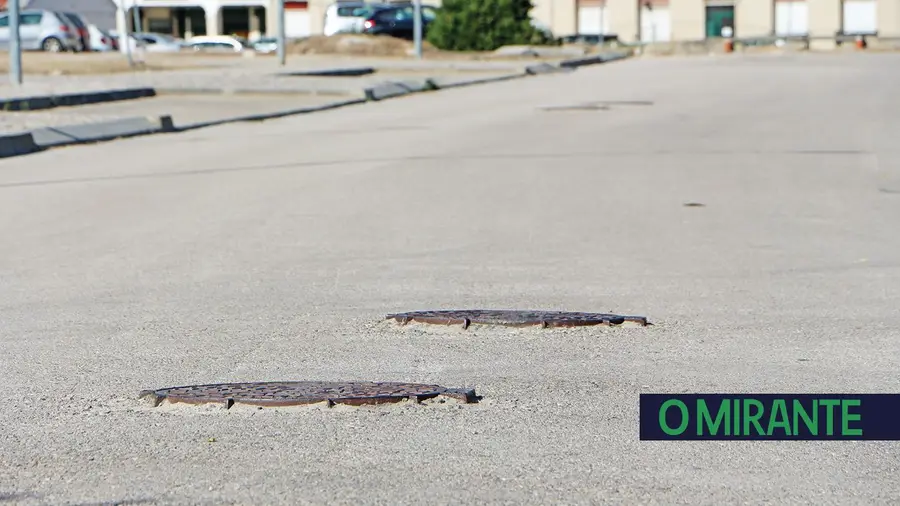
[705,5,735,38]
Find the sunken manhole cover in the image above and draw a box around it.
[386,310,649,329]
[140,381,478,408]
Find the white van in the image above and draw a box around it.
[323,2,389,36]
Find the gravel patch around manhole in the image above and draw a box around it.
[369,319,651,340]
[385,310,650,329]
[140,381,480,409]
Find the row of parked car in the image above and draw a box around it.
[323,2,439,40]
[0,3,442,55]
[322,1,553,41]
[0,9,106,52]
[0,8,278,54]
[1,3,547,56]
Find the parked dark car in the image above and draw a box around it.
[60,12,90,52]
[361,4,438,40]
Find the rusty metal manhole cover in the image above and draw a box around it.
[386,310,648,329]
[140,381,478,408]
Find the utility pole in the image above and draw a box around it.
[9,0,23,84]
[413,0,423,59]
[116,2,134,66]
[132,1,141,35]
[132,0,145,59]
[277,0,286,66]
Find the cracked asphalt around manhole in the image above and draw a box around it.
[1,53,899,505]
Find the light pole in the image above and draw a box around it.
[116,0,134,66]
[132,1,141,35]
[413,0,422,58]
[8,0,22,84]
[277,0,286,66]
[132,0,145,59]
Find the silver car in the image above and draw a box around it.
[0,10,80,52]
[88,24,115,52]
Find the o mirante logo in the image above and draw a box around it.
[639,394,900,440]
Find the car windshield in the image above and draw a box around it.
[351,6,381,17]
[335,4,388,17]
[336,5,366,16]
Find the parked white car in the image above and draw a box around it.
[132,32,184,52]
[108,31,183,53]
[88,24,115,52]
[251,37,278,53]
[324,2,388,36]
[186,35,246,53]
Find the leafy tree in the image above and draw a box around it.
[426,0,553,52]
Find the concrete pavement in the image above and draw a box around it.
[0,52,899,505]
[0,94,349,134]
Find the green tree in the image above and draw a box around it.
[426,0,553,52]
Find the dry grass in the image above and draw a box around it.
[288,34,440,57]
[286,34,570,61]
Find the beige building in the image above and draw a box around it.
[116,0,314,40]
[118,0,900,46]
[531,0,900,43]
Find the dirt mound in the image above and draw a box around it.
[288,34,439,57]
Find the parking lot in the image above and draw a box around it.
[1,53,899,504]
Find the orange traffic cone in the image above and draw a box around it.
[723,39,734,53]
[855,36,866,49]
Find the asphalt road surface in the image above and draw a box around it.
[1,53,899,505]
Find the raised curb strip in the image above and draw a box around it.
[0,52,631,159]
[30,116,175,148]
[0,87,156,112]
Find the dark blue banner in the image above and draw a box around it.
[639,394,900,440]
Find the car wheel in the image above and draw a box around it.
[42,37,63,52]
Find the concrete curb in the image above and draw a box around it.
[0,132,41,159]
[0,52,633,159]
[364,79,436,101]
[0,88,156,112]
[524,62,574,75]
[176,98,367,131]
[29,116,175,149]
[558,51,633,69]
[426,72,527,90]
[277,67,376,77]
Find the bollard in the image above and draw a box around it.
[723,39,734,53]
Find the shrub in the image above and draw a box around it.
[426,0,553,52]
